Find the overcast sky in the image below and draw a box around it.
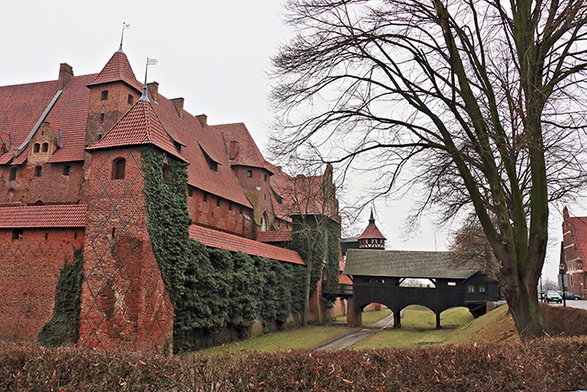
[2,0,582,281]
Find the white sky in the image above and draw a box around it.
[2,0,582,281]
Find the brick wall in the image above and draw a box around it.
[188,186,255,238]
[79,148,173,353]
[0,228,84,340]
[0,161,84,205]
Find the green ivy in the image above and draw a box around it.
[38,248,83,347]
[142,148,306,352]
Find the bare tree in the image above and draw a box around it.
[270,0,587,338]
[449,215,500,280]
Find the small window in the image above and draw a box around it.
[41,142,49,152]
[467,285,475,293]
[162,164,170,184]
[448,281,457,287]
[101,90,109,100]
[100,113,105,123]
[246,170,253,178]
[479,285,487,293]
[203,193,208,202]
[12,229,23,240]
[128,94,134,105]
[264,174,268,182]
[112,158,126,179]
[63,165,71,176]
[9,167,17,181]
[33,143,40,153]
[34,166,42,177]
[229,203,233,211]
[188,187,193,197]
[216,198,221,207]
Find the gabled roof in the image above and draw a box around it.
[87,97,185,161]
[189,224,303,265]
[0,74,96,165]
[344,249,480,279]
[214,122,273,171]
[88,50,142,92]
[0,204,86,228]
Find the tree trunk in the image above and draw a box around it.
[501,256,546,338]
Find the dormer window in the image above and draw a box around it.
[200,146,219,173]
[41,142,49,153]
[112,158,126,179]
[33,143,40,153]
[101,90,109,100]
[246,170,253,178]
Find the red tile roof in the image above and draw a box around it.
[358,223,386,240]
[87,98,185,161]
[256,229,293,243]
[0,204,86,228]
[213,122,274,171]
[88,50,142,91]
[189,225,304,265]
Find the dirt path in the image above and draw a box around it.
[314,314,395,351]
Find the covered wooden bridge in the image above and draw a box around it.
[342,249,500,328]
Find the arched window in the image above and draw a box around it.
[33,143,40,153]
[41,142,49,152]
[112,158,126,179]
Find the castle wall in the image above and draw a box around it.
[0,161,84,205]
[0,228,84,340]
[79,148,173,353]
[188,186,255,238]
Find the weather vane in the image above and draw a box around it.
[140,57,159,101]
[119,22,131,51]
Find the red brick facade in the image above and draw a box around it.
[0,228,84,340]
[0,49,341,352]
[79,148,173,352]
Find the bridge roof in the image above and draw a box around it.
[344,249,480,280]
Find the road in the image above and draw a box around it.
[552,299,587,310]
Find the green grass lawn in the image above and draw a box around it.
[199,325,349,355]
[196,305,514,355]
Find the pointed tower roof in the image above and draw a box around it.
[358,210,386,240]
[88,49,142,91]
[87,97,185,161]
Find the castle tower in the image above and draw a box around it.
[78,54,182,352]
[357,210,386,249]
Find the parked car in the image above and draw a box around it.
[559,291,582,300]
[545,290,563,303]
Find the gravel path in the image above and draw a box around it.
[314,314,395,351]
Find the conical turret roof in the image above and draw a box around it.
[358,210,386,240]
[87,97,185,161]
[88,49,142,91]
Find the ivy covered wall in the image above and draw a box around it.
[38,248,83,347]
[142,148,306,352]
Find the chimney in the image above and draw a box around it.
[196,114,207,128]
[58,63,73,90]
[170,98,184,119]
[229,140,239,160]
[147,82,159,102]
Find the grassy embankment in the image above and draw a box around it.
[201,304,517,354]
